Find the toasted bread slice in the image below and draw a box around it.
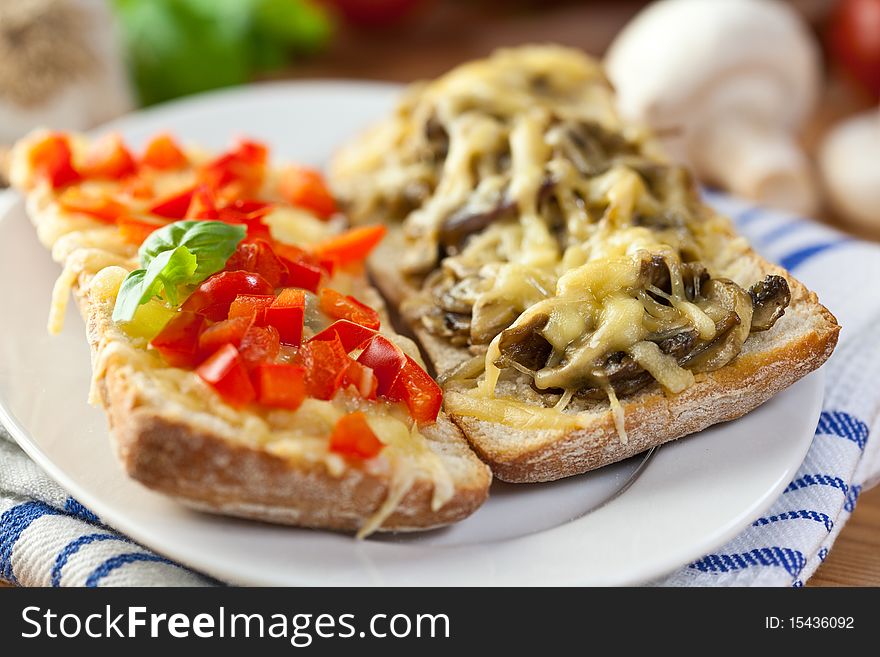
[12,134,491,534]
[367,224,838,483]
[331,46,840,483]
[79,271,489,531]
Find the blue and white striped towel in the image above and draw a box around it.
[1,192,877,587]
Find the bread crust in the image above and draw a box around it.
[453,306,836,482]
[367,227,840,483]
[100,372,489,530]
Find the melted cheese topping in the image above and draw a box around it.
[444,391,591,431]
[50,248,131,334]
[332,46,757,440]
[628,341,694,394]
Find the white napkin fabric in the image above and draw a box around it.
[0,192,877,587]
[0,431,212,586]
[660,192,880,586]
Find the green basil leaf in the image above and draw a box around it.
[111,269,147,323]
[114,219,241,324]
[139,220,246,283]
[112,246,198,323]
[139,245,198,307]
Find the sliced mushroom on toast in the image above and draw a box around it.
[330,45,839,483]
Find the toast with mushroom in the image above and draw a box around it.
[330,45,840,483]
[10,130,490,535]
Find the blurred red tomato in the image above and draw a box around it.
[322,0,429,28]
[828,0,880,97]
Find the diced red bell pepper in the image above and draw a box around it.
[239,325,281,369]
[264,288,306,345]
[197,316,253,356]
[312,224,387,268]
[271,243,309,261]
[224,214,273,241]
[273,243,334,276]
[277,165,337,219]
[148,186,195,219]
[228,294,274,323]
[216,199,271,224]
[82,134,137,180]
[150,311,207,368]
[318,288,381,329]
[301,334,351,400]
[29,133,81,189]
[123,175,155,200]
[224,239,286,288]
[199,139,267,194]
[181,271,274,321]
[279,257,323,292]
[254,363,307,410]
[196,344,255,407]
[234,139,267,165]
[141,134,187,170]
[317,257,336,276]
[117,215,167,245]
[342,361,378,400]
[387,355,442,424]
[329,412,383,459]
[310,320,376,352]
[57,188,128,223]
[185,184,219,220]
[213,197,272,240]
[356,334,407,397]
[223,198,273,220]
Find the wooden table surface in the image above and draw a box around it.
[2,0,877,588]
[811,486,880,586]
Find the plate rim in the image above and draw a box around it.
[0,362,823,586]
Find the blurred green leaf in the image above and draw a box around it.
[112,0,333,106]
[255,0,332,50]
[251,0,332,72]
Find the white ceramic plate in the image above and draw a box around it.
[0,82,823,585]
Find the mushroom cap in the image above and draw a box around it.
[819,109,880,231]
[604,0,821,132]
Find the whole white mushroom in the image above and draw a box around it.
[605,0,822,215]
[818,109,880,233]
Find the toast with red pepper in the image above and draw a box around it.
[10,130,490,536]
[330,46,840,482]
